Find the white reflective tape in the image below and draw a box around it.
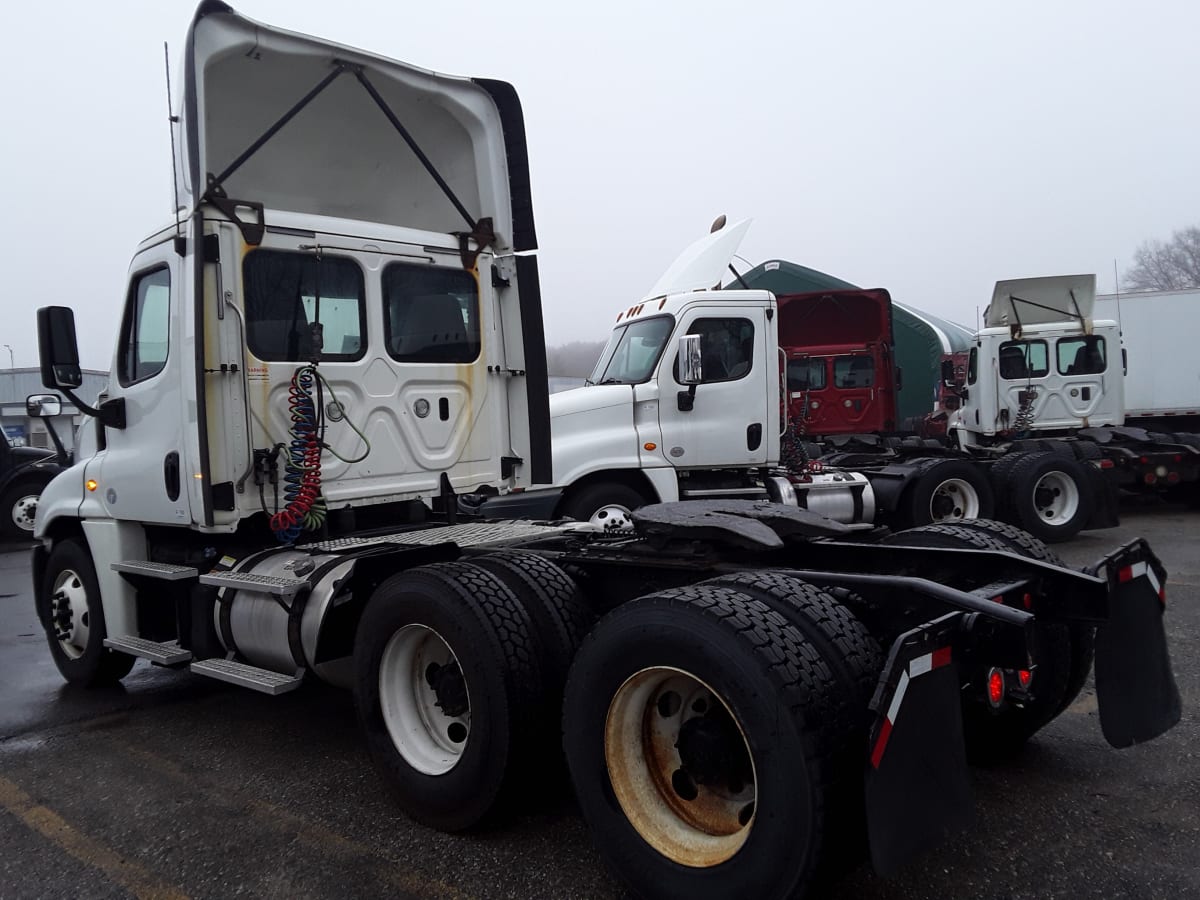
[1145,567,1162,595]
[1130,561,1147,578]
[887,670,910,723]
[909,652,933,678]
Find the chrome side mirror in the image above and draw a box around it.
[26,394,62,417]
[679,334,703,385]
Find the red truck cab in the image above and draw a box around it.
[778,289,899,436]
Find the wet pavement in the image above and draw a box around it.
[0,502,1197,899]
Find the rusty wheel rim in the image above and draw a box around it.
[604,667,756,867]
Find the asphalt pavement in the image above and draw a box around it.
[0,502,1197,900]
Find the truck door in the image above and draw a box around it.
[92,239,192,525]
[657,307,772,468]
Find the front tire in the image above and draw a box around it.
[561,481,645,532]
[2,477,44,539]
[40,538,135,686]
[564,585,841,899]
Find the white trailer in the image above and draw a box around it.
[1094,288,1200,429]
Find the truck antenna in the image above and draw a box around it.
[164,42,183,243]
[1113,258,1122,327]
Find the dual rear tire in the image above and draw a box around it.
[354,554,592,831]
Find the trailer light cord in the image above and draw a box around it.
[270,366,326,542]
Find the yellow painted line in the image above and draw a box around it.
[0,775,189,900]
[107,738,469,900]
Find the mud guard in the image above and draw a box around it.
[865,612,973,875]
[1090,540,1181,747]
[1084,463,1120,530]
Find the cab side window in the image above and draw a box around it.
[117,267,170,386]
[1057,336,1106,375]
[383,263,481,363]
[833,356,874,388]
[676,317,755,383]
[788,357,826,391]
[998,340,1049,380]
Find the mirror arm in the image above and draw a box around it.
[43,420,70,466]
[60,388,126,430]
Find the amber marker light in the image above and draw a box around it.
[644,442,657,451]
[86,479,98,492]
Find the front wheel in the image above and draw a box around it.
[560,481,645,532]
[2,478,44,539]
[40,538,135,686]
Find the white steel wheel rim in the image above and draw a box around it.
[379,624,470,776]
[605,666,757,867]
[1032,471,1080,524]
[50,568,90,659]
[589,503,634,531]
[929,477,981,522]
[11,493,38,532]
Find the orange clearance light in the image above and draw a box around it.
[986,668,1005,707]
[1017,669,1033,689]
[644,442,657,451]
[86,479,98,492]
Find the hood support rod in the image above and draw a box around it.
[205,63,348,202]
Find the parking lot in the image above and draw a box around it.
[1,502,1197,900]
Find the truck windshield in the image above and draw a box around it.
[589,316,674,385]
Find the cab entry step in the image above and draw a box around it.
[198,571,306,598]
[103,635,193,665]
[189,658,304,695]
[111,560,199,581]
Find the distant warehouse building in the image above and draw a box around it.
[0,367,109,452]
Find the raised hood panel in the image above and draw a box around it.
[986,274,1096,329]
[643,219,752,301]
[776,289,893,350]
[182,2,523,247]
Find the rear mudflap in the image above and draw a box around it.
[1088,539,1181,748]
[865,612,973,876]
[1085,463,1121,530]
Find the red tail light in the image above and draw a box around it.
[1017,669,1033,688]
[987,669,1005,707]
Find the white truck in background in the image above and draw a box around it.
[548,220,876,531]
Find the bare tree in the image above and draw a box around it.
[1124,225,1200,292]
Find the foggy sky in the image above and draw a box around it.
[2,0,1197,370]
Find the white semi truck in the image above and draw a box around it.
[548,219,876,532]
[28,5,1180,898]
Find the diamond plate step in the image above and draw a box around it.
[111,560,198,581]
[189,658,304,695]
[103,635,192,665]
[199,571,306,598]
